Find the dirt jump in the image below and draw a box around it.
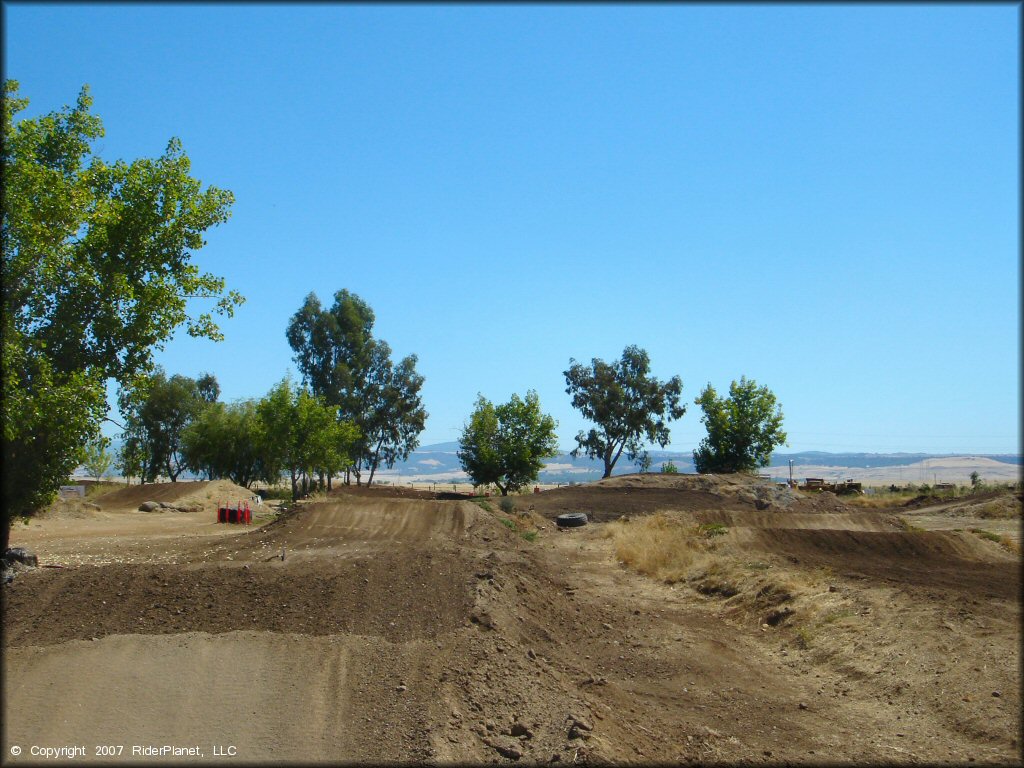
[3,475,1020,764]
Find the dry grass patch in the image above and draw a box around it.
[602,512,868,651]
[602,512,702,583]
[969,528,1021,555]
[973,495,1022,520]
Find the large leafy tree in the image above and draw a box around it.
[564,345,685,478]
[286,289,426,485]
[3,345,106,514]
[181,399,268,488]
[2,80,241,548]
[692,376,787,474]
[254,378,298,496]
[286,290,375,411]
[255,378,359,501]
[353,341,427,486]
[118,369,215,482]
[458,391,559,496]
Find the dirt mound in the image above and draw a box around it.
[526,472,851,522]
[945,492,1023,519]
[36,497,104,520]
[751,527,1019,600]
[695,508,896,531]
[93,479,255,512]
[256,497,476,547]
[328,483,470,501]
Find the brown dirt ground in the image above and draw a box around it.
[3,475,1021,764]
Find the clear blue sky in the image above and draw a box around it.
[5,3,1019,454]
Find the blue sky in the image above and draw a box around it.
[5,3,1019,454]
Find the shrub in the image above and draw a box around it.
[970,528,1001,543]
[698,522,728,538]
[661,461,679,474]
[793,627,814,650]
[499,497,516,514]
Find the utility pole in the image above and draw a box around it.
[788,459,794,487]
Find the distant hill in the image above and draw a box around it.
[81,438,1020,487]
[770,451,1023,468]
[376,443,1022,486]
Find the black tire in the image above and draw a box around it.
[555,512,588,528]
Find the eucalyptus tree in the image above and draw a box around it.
[564,345,685,478]
[286,290,426,485]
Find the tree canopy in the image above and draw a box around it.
[354,342,427,486]
[286,290,426,485]
[82,438,114,482]
[180,399,267,488]
[118,369,216,482]
[564,345,685,478]
[458,391,559,496]
[256,377,360,501]
[692,376,787,474]
[1,81,241,549]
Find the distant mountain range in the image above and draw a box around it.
[374,442,1023,485]
[82,438,1021,486]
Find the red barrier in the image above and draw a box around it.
[217,500,253,525]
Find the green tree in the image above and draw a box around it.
[692,376,787,474]
[286,290,425,485]
[82,438,114,482]
[286,290,375,412]
[181,399,268,488]
[293,388,358,496]
[355,342,427,486]
[661,461,679,474]
[196,373,220,403]
[118,369,215,482]
[1,81,241,549]
[564,345,685,478]
[970,470,981,489]
[255,378,359,501]
[458,391,559,496]
[254,378,298,496]
[2,340,106,525]
[117,429,149,485]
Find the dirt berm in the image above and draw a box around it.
[3,479,1020,764]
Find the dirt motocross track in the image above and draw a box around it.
[3,476,1021,764]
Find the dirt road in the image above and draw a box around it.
[3,477,1020,764]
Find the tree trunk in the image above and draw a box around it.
[367,439,385,487]
[604,440,626,479]
[290,467,298,502]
